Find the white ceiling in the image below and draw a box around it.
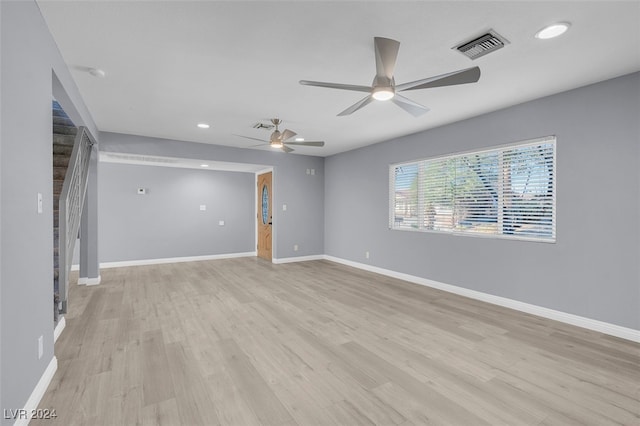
[38,1,640,157]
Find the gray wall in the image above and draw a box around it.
[0,1,97,421]
[325,72,640,330]
[99,163,255,262]
[99,132,325,260]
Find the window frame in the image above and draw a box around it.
[389,136,557,243]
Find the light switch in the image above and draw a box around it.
[200,205,206,211]
[282,204,287,211]
[37,193,43,214]
[219,220,225,226]
[311,169,315,175]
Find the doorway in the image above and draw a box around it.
[257,171,272,260]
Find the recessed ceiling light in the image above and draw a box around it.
[295,137,305,142]
[197,123,210,129]
[200,164,209,167]
[535,22,571,39]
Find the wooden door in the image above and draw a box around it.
[257,172,272,260]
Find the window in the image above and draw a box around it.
[389,136,556,242]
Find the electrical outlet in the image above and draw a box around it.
[200,205,206,211]
[218,220,225,226]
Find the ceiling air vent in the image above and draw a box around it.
[454,30,509,60]
[252,122,275,131]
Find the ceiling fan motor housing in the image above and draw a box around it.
[373,75,394,88]
[270,130,281,142]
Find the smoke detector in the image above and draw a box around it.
[88,67,106,78]
[454,30,509,60]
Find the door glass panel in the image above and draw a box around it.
[261,184,269,224]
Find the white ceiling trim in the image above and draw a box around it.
[99,152,269,173]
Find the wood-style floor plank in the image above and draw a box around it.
[141,329,175,407]
[35,258,640,425]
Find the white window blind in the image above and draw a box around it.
[389,136,556,242]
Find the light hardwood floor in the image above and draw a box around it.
[36,258,639,425]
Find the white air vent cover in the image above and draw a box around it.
[454,30,509,60]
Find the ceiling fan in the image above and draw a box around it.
[299,37,481,117]
[236,118,325,153]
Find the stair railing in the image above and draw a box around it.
[58,126,95,313]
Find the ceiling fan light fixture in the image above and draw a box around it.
[372,87,395,101]
[237,118,324,153]
[535,22,570,39]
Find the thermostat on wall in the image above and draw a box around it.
[137,188,146,195]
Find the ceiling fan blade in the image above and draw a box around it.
[281,145,294,153]
[396,66,481,92]
[391,94,430,117]
[281,129,297,142]
[374,37,400,79]
[337,95,374,116]
[284,141,325,147]
[234,134,269,143]
[299,80,372,93]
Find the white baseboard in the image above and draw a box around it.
[272,254,325,264]
[84,252,257,269]
[75,252,322,268]
[71,252,256,272]
[78,276,101,286]
[14,356,57,426]
[53,316,66,343]
[86,276,101,286]
[324,255,640,343]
